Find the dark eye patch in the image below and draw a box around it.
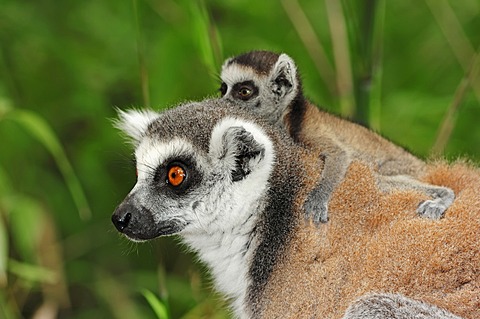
[153,155,202,196]
[219,82,228,96]
[232,81,259,101]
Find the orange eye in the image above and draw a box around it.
[167,165,186,186]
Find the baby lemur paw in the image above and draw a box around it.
[304,194,329,224]
[416,187,455,220]
[416,198,449,220]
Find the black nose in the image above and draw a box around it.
[112,204,133,232]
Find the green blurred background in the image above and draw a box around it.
[0,0,479,318]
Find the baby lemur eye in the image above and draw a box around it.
[232,81,258,101]
[239,87,252,97]
[167,164,186,187]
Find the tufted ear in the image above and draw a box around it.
[268,53,298,100]
[222,126,265,181]
[210,118,274,182]
[115,109,159,145]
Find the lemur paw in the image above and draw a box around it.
[416,198,448,220]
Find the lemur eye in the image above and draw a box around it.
[219,82,228,96]
[238,87,253,98]
[167,165,186,187]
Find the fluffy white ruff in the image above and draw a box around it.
[184,117,276,318]
[134,137,196,181]
[122,113,277,319]
[115,108,159,145]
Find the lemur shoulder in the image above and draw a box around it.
[220,50,455,223]
[111,99,467,319]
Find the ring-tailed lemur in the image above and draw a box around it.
[111,99,462,319]
[219,50,455,224]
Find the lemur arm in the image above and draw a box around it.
[341,293,464,319]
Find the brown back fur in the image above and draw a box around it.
[259,160,480,318]
[295,101,426,177]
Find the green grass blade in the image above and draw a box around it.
[281,0,336,96]
[132,0,151,107]
[431,48,480,155]
[7,259,57,284]
[0,165,11,288]
[8,195,44,263]
[0,216,7,288]
[141,289,169,319]
[0,290,16,319]
[188,0,222,78]
[0,107,91,220]
[325,0,356,117]
[368,0,386,132]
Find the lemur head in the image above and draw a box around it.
[220,51,301,128]
[112,99,323,317]
[111,100,276,242]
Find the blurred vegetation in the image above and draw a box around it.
[0,0,479,318]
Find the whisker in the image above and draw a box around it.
[192,203,207,233]
[122,238,139,255]
[141,162,157,171]
[136,168,156,178]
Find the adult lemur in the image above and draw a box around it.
[220,50,455,223]
[112,99,463,319]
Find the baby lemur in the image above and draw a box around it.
[220,50,455,223]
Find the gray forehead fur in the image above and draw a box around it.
[145,98,288,152]
[226,50,280,74]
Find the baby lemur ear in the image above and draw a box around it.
[115,109,159,145]
[210,118,271,182]
[269,53,298,98]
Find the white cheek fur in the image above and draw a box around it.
[134,137,196,181]
[181,117,275,318]
[221,64,264,95]
[129,118,276,319]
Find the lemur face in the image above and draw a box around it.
[220,51,299,128]
[112,101,275,242]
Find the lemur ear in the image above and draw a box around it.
[223,126,265,181]
[210,118,270,182]
[269,53,298,98]
[115,109,159,145]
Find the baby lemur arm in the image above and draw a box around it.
[304,139,350,223]
[305,148,455,223]
[375,174,455,220]
[341,293,463,319]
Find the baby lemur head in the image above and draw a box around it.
[220,51,303,129]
